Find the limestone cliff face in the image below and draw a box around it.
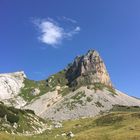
[0,71,26,100]
[66,50,112,87]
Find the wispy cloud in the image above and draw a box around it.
[66,26,81,37]
[61,16,77,23]
[33,17,80,47]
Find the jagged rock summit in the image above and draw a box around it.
[66,50,112,88]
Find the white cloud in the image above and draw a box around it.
[34,18,80,47]
[39,20,63,46]
[75,26,80,31]
[66,26,81,37]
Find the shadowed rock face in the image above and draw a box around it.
[66,50,113,87]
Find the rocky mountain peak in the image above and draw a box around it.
[86,49,99,57]
[66,50,113,87]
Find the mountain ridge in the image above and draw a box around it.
[0,49,140,121]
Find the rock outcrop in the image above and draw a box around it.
[0,71,26,100]
[66,50,112,88]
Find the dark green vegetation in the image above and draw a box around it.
[65,91,86,110]
[19,78,50,101]
[19,70,70,101]
[71,91,86,100]
[93,83,117,95]
[0,104,20,124]
[0,102,45,134]
[86,96,93,102]
[95,101,104,107]
[1,110,140,140]
[47,70,71,96]
[46,70,68,88]
[111,105,140,112]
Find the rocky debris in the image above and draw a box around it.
[0,71,26,100]
[55,134,60,138]
[66,131,75,138]
[4,96,26,108]
[53,122,62,128]
[30,88,40,96]
[23,90,62,116]
[39,87,140,121]
[61,133,66,136]
[54,131,74,139]
[66,50,112,88]
[56,86,61,90]
[13,123,18,129]
[2,123,12,129]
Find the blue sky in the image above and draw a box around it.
[0,0,140,97]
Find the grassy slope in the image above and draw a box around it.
[19,69,116,102]
[0,103,45,134]
[19,70,70,102]
[19,79,50,102]
[1,110,140,140]
[43,112,140,140]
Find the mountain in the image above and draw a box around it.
[1,49,140,140]
[66,50,112,88]
[23,50,140,121]
[0,50,140,122]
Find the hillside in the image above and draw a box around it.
[0,102,47,135]
[1,108,140,140]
